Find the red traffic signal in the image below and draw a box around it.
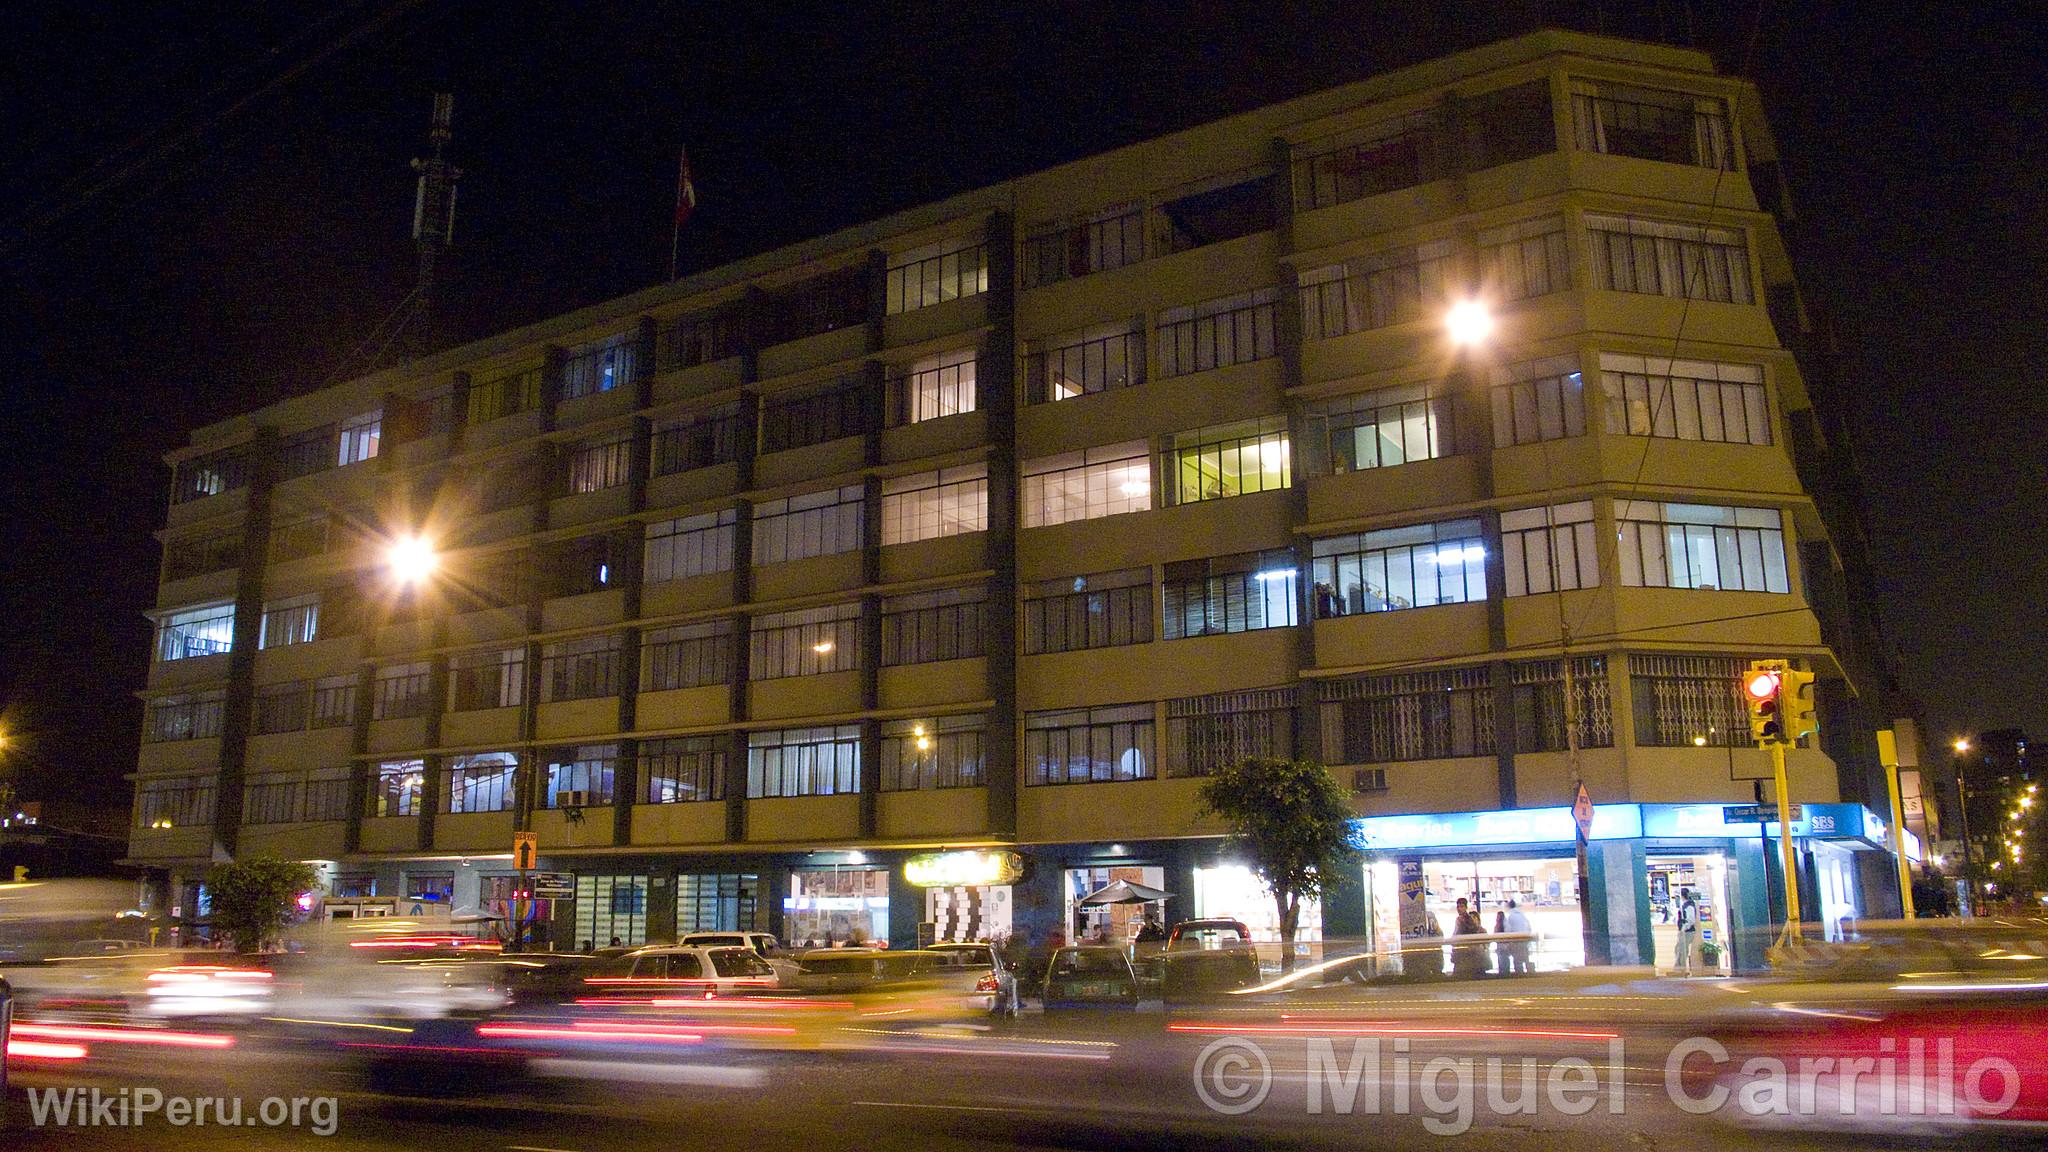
[1743,669,1782,702]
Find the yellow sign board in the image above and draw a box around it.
[903,850,1025,888]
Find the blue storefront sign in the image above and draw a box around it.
[1350,801,1915,857]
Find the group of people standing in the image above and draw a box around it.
[1413,896,1534,978]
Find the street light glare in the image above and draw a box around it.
[1445,299,1493,346]
[388,534,439,585]
[1954,737,1971,753]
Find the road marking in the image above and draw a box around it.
[529,1059,765,1087]
[851,1100,1032,1114]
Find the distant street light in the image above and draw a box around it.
[1445,299,1493,346]
[1955,737,1972,754]
[387,534,439,585]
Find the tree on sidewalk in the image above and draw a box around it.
[1198,757,1358,972]
[206,855,318,952]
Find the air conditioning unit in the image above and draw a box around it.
[557,790,593,809]
[1352,768,1389,794]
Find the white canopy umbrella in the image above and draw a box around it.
[1079,879,1173,905]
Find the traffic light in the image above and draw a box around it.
[1744,662,1785,745]
[1781,669,1818,741]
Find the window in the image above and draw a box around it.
[749,604,860,680]
[450,647,525,712]
[1291,110,1441,211]
[467,368,544,423]
[677,873,764,933]
[339,411,382,465]
[748,726,860,797]
[541,634,621,701]
[1477,217,1571,302]
[242,774,300,825]
[1456,80,1557,170]
[562,338,639,400]
[155,603,235,661]
[759,376,869,452]
[1022,204,1143,287]
[1600,354,1770,445]
[644,620,732,691]
[761,268,867,345]
[881,586,986,665]
[1026,703,1155,785]
[1311,519,1487,617]
[751,485,863,564]
[162,530,242,581]
[136,778,216,828]
[879,714,986,790]
[1163,550,1299,639]
[1572,81,1731,169]
[1020,442,1150,527]
[442,752,518,813]
[1502,502,1600,597]
[642,737,727,803]
[656,311,746,370]
[278,425,338,481]
[1321,667,1495,763]
[267,519,328,564]
[1630,653,1754,747]
[885,237,988,314]
[1156,174,1277,253]
[1585,214,1754,304]
[652,405,741,476]
[1313,385,1451,472]
[1166,417,1290,505]
[171,446,247,504]
[1511,657,1614,752]
[310,675,357,729]
[543,744,617,807]
[406,872,456,903]
[573,874,648,947]
[254,681,309,735]
[258,593,319,649]
[1023,568,1152,654]
[1298,240,1456,339]
[302,768,350,821]
[886,349,976,425]
[881,465,987,544]
[1165,687,1296,778]
[645,509,736,583]
[1617,502,1789,593]
[1490,356,1587,446]
[566,434,632,494]
[371,661,433,720]
[1158,287,1279,377]
[372,760,425,817]
[550,535,618,597]
[1024,320,1145,404]
[143,690,225,743]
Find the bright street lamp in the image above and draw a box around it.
[1445,299,1493,346]
[1955,737,1972,754]
[387,534,439,585]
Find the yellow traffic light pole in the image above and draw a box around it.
[1769,739,1802,946]
[1877,729,1916,918]
[1746,660,1805,948]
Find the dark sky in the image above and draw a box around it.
[2,1,2042,807]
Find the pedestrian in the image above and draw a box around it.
[1674,888,1700,975]
[580,939,594,953]
[608,935,622,949]
[1503,900,1533,974]
[1492,909,1507,973]
[1450,897,1487,978]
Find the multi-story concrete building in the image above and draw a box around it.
[127,30,1915,971]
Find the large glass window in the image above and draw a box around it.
[573,874,650,948]
[645,509,736,583]
[749,603,861,680]
[155,603,235,662]
[644,620,732,691]
[466,368,543,424]
[1320,668,1495,763]
[372,760,425,817]
[135,778,217,828]
[1168,416,1290,504]
[1023,568,1152,654]
[885,237,987,314]
[652,405,741,476]
[1600,354,1770,445]
[242,773,301,825]
[1165,687,1296,778]
[752,485,864,564]
[1162,550,1299,639]
[450,647,525,712]
[1491,355,1587,447]
[171,447,247,504]
[1511,657,1614,752]
[562,337,639,401]
[1156,174,1277,253]
[656,311,746,370]
[1586,213,1754,304]
[886,348,977,426]
[442,753,519,814]
[879,714,986,791]
[881,464,987,544]
[278,424,339,480]
[760,376,869,452]
[1298,240,1456,339]
[338,411,382,466]
[747,726,860,797]
[163,530,243,581]
[543,744,618,807]
[143,691,225,743]
[1310,519,1487,617]
[258,594,319,650]
[642,737,727,803]
[1477,216,1571,302]
[1026,703,1155,785]
[1024,319,1145,404]
[1020,442,1150,527]
[1291,110,1441,211]
[372,662,433,720]
[676,873,764,933]
[1571,81,1731,169]
[1311,385,1449,473]
[1157,287,1279,377]
[1022,204,1143,287]
[565,434,632,494]
[1502,502,1600,597]
[541,634,622,702]
[1616,502,1788,593]
[881,586,986,666]
[267,519,329,565]
[1629,654,1753,747]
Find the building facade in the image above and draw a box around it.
[127,31,1910,970]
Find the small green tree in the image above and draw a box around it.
[1198,757,1358,972]
[205,855,318,952]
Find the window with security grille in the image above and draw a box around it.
[267,519,329,564]
[540,634,621,701]
[644,620,732,691]
[1586,213,1754,304]
[258,593,320,649]
[881,586,986,665]
[1501,502,1599,597]
[747,726,861,797]
[450,647,525,712]
[135,779,216,828]
[1320,667,1495,763]
[1026,703,1156,785]
[372,662,433,719]
[1600,354,1770,445]
[1510,657,1614,752]
[241,774,301,825]
[565,434,632,493]
[466,367,543,423]
[1162,550,1298,639]
[1023,568,1152,654]
[163,530,243,580]
[143,691,225,743]
[749,604,860,680]
[170,446,247,504]
[562,337,639,400]
[371,760,425,817]
[302,769,351,821]
[879,714,986,790]
[1629,653,1754,748]
[339,411,382,465]
[642,736,727,803]
[656,311,746,370]
[310,675,357,728]
[881,465,987,544]
[155,603,235,661]
[1165,688,1297,778]
[1616,502,1788,593]
[254,681,310,734]
[759,376,869,452]
[652,405,741,476]
[442,753,518,813]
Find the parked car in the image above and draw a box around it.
[584,945,780,996]
[1156,918,1261,1001]
[1042,945,1140,1012]
[924,941,1016,1016]
[678,932,797,980]
[790,948,938,994]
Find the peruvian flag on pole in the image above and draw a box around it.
[669,146,696,280]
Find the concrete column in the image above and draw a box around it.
[981,210,1020,839]
[1585,838,1650,965]
[213,427,279,859]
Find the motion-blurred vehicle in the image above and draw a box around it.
[1042,946,1140,1012]
[790,948,934,994]
[585,945,780,995]
[925,941,1017,1016]
[679,931,797,980]
[1153,918,1261,1001]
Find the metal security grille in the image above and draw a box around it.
[1165,687,1298,778]
[1509,657,1614,751]
[1321,667,1495,763]
[1629,653,1752,748]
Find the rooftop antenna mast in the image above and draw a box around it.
[408,92,460,358]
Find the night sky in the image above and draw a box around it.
[3,2,2042,809]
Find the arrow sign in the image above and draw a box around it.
[1572,782,1594,842]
